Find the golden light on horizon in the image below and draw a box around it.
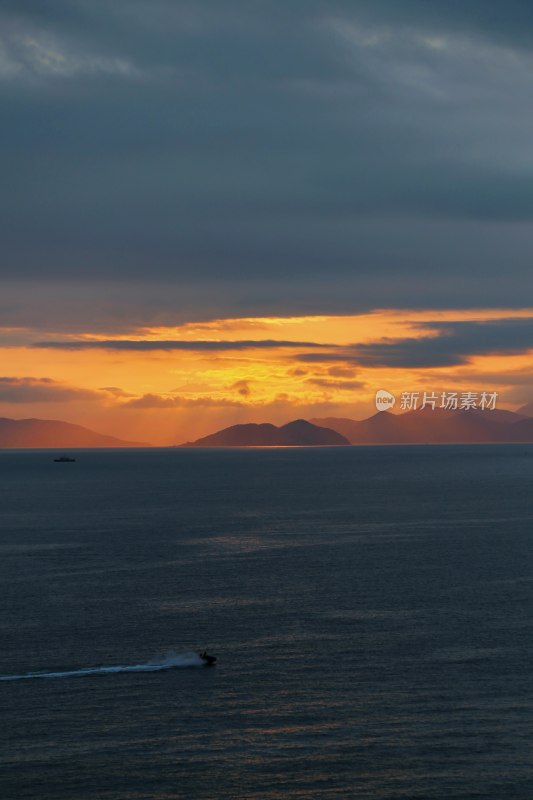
[0,308,531,444]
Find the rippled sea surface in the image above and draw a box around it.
[1,445,532,799]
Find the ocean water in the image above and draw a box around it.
[0,445,532,800]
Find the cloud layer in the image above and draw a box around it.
[31,338,332,351]
[0,376,100,403]
[1,1,533,326]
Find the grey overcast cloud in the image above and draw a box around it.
[1,0,533,330]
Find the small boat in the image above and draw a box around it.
[53,456,76,462]
[198,651,216,666]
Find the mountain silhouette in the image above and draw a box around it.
[517,401,533,417]
[0,418,147,448]
[506,416,533,441]
[310,407,533,445]
[183,419,349,447]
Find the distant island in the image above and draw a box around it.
[0,418,146,448]
[310,406,533,445]
[182,419,350,447]
[2,405,532,449]
[183,406,533,447]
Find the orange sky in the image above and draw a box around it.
[1,308,532,444]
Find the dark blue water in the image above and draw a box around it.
[1,446,532,799]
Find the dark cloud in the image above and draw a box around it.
[306,378,365,390]
[293,317,533,368]
[295,352,361,365]
[327,366,357,378]
[99,385,135,397]
[31,339,332,351]
[287,368,308,377]
[351,318,533,367]
[0,376,100,403]
[346,318,533,368]
[1,1,533,321]
[230,379,251,396]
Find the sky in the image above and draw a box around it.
[1,0,532,444]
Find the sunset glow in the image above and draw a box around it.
[2,308,531,444]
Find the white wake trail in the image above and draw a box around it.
[0,651,206,681]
